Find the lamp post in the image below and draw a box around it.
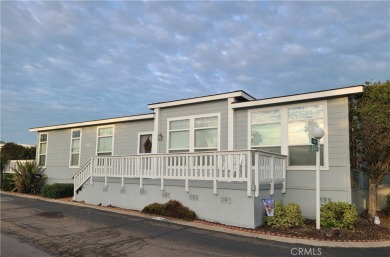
[312,127,324,230]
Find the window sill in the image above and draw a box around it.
[287,166,329,171]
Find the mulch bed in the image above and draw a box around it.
[254,211,390,241]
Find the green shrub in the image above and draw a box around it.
[1,174,15,191]
[11,161,47,194]
[42,183,74,198]
[265,202,304,228]
[142,200,197,221]
[321,202,358,229]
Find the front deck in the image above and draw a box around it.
[72,150,286,228]
[73,150,286,199]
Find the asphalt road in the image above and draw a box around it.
[1,193,389,257]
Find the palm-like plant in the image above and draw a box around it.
[11,161,47,194]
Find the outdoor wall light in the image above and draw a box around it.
[158,134,163,141]
[313,127,325,139]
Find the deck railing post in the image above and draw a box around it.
[104,157,108,187]
[247,150,252,197]
[213,152,217,195]
[255,151,259,197]
[282,157,287,193]
[161,155,164,191]
[90,158,93,185]
[185,154,189,192]
[139,156,143,189]
[270,155,275,196]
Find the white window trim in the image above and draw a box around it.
[38,132,48,167]
[166,113,221,153]
[137,131,154,154]
[248,101,329,171]
[69,128,82,168]
[96,125,115,156]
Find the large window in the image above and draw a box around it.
[38,133,48,166]
[288,105,324,166]
[168,114,219,152]
[70,129,81,167]
[250,109,281,154]
[97,126,114,156]
[249,102,327,168]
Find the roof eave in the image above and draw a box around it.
[232,85,363,109]
[29,113,155,132]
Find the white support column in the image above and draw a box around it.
[227,98,235,151]
[152,108,160,154]
[161,155,165,191]
[254,152,259,197]
[104,157,108,187]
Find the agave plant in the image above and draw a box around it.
[11,161,47,194]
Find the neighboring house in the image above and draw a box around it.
[30,85,386,228]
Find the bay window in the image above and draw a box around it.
[249,102,327,168]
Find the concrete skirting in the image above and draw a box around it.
[75,177,283,228]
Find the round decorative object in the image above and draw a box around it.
[313,127,325,139]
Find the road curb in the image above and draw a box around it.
[1,191,389,248]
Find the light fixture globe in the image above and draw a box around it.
[313,127,324,139]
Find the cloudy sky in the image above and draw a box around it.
[1,1,389,145]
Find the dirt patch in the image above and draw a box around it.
[36,211,65,218]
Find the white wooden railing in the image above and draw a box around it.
[73,150,286,198]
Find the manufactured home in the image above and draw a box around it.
[30,85,385,228]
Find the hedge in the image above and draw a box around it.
[42,183,74,199]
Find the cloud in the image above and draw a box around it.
[1,1,389,144]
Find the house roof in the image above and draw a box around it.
[29,113,155,132]
[231,85,364,109]
[148,90,255,109]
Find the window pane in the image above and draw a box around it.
[170,119,190,130]
[72,130,81,138]
[139,134,152,153]
[251,110,281,124]
[288,119,324,145]
[288,105,323,121]
[70,153,79,166]
[71,139,80,153]
[98,127,113,136]
[40,134,47,142]
[39,143,47,154]
[195,116,218,128]
[195,128,217,148]
[289,145,324,166]
[169,131,189,149]
[251,123,281,146]
[39,155,46,166]
[98,137,112,153]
